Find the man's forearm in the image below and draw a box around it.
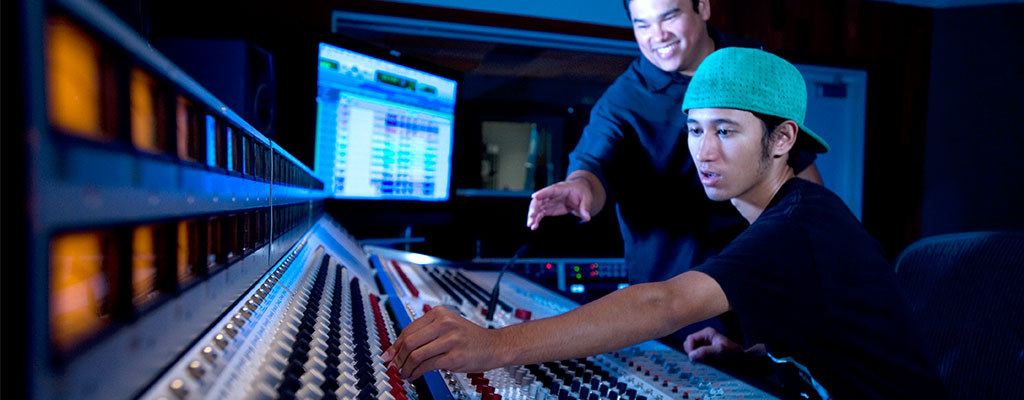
[494,271,727,367]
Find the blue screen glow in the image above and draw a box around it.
[313,42,456,201]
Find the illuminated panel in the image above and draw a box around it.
[260,209,270,245]
[224,214,238,261]
[252,211,262,247]
[132,225,159,306]
[252,143,262,178]
[225,126,234,171]
[235,131,246,174]
[175,96,205,162]
[207,217,222,270]
[176,220,200,286]
[130,68,161,153]
[46,15,105,139]
[242,212,253,253]
[50,232,112,353]
[244,136,254,175]
[260,144,270,179]
[215,120,227,169]
[315,42,455,200]
[205,115,217,167]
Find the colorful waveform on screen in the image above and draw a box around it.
[313,41,455,201]
[316,91,452,200]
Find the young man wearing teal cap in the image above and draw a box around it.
[527,0,821,288]
[383,48,943,398]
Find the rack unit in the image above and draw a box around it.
[13,0,326,398]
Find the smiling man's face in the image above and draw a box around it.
[629,0,711,75]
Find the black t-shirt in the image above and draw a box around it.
[696,178,944,398]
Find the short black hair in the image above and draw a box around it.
[623,0,700,21]
[752,111,808,168]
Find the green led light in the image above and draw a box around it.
[573,266,580,272]
[576,273,582,279]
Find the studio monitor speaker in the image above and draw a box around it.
[153,39,276,138]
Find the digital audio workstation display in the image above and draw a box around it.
[314,42,457,201]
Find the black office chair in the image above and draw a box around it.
[894,231,1024,398]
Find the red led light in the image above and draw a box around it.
[545,263,552,270]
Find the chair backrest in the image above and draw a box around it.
[894,231,1024,398]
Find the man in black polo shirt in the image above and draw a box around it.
[385,48,944,399]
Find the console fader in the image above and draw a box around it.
[373,248,779,400]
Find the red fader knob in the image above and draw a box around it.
[514,308,532,320]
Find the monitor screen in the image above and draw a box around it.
[313,41,457,201]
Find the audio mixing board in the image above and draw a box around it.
[371,247,780,400]
[135,218,778,400]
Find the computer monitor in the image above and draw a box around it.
[313,40,458,202]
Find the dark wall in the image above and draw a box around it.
[921,4,1024,236]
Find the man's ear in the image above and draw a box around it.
[771,120,799,158]
[699,0,711,21]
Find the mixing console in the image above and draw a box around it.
[373,248,779,400]
[142,223,418,400]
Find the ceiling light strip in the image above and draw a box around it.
[331,11,639,56]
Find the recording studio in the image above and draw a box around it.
[4,0,1023,399]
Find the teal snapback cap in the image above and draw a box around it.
[682,47,830,153]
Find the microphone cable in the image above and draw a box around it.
[484,241,530,321]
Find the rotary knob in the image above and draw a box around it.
[212,333,229,349]
[187,360,205,379]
